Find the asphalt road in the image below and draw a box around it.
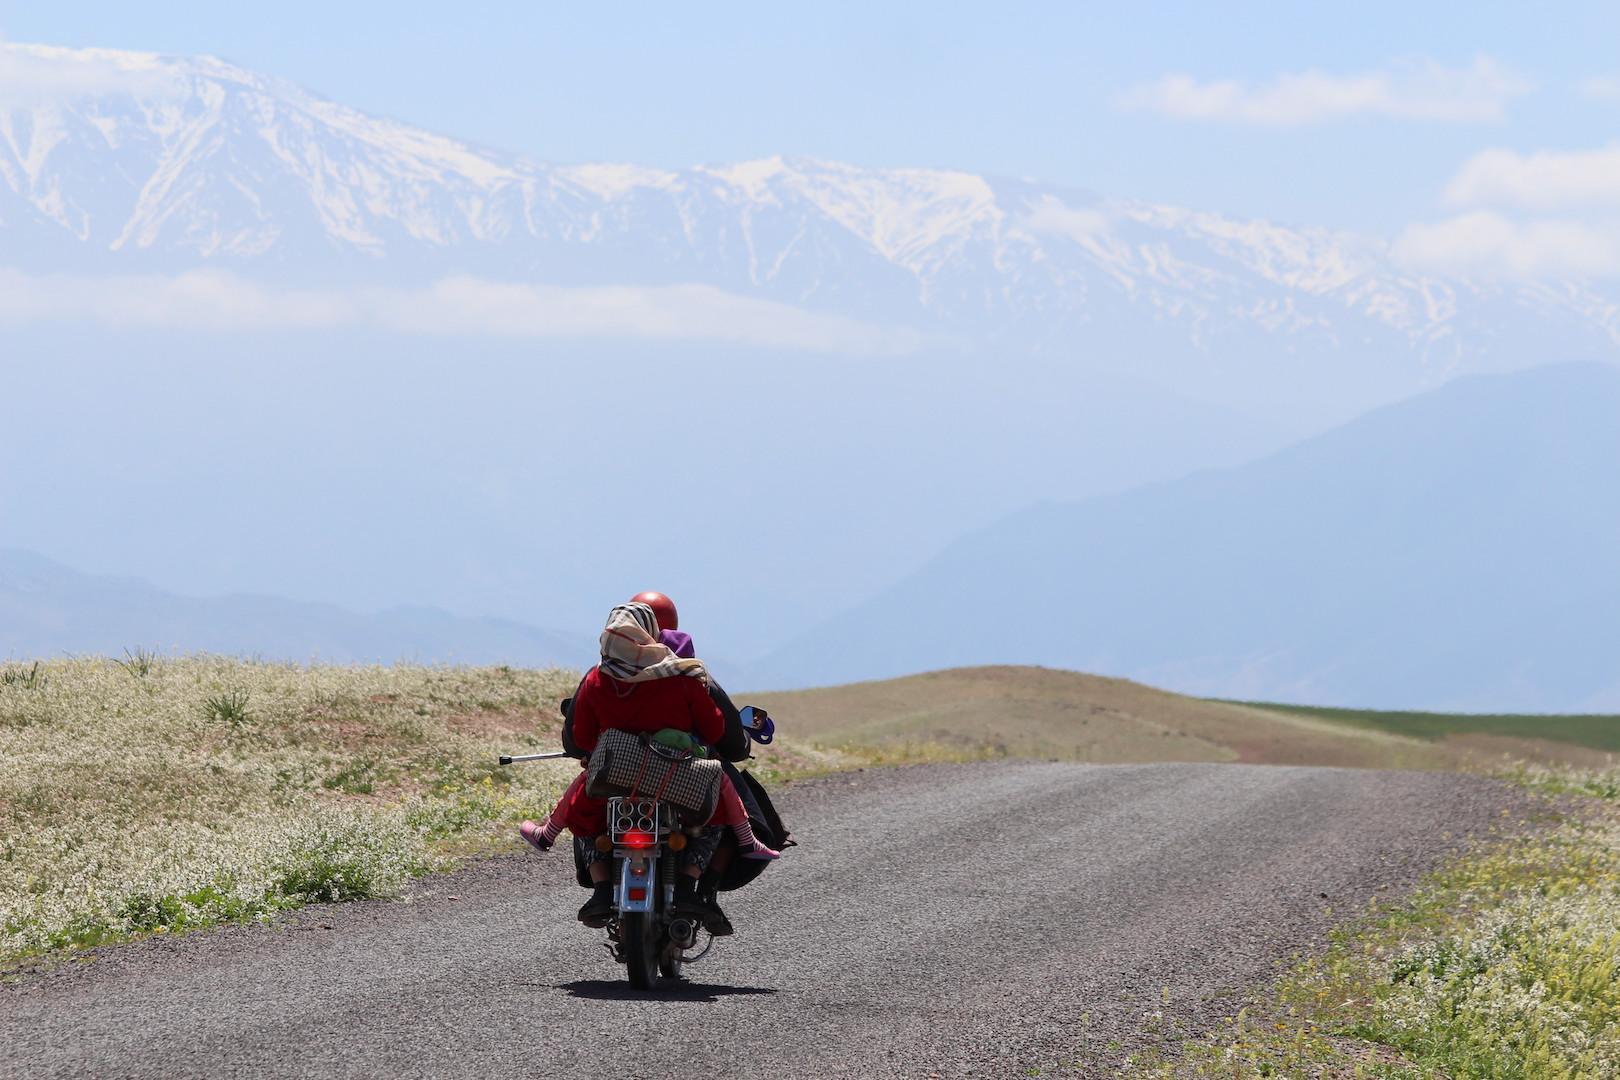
[1,762,1521,1079]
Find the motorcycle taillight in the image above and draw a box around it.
[621,831,656,848]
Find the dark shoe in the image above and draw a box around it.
[577,884,613,927]
[701,900,734,937]
[669,878,732,936]
[670,876,705,918]
[695,879,733,937]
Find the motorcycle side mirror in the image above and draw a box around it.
[739,705,775,745]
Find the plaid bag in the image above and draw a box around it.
[585,728,722,820]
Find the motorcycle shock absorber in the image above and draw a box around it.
[661,847,677,908]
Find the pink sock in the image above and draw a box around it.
[731,819,780,860]
[520,817,564,851]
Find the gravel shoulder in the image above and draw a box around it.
[0,762,1527,1079]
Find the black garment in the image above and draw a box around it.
[706,682,752,763]
[714,761,793,893]
[570,834,612,889]
[559,676,752,763]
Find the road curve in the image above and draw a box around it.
[2,762,1520,1079]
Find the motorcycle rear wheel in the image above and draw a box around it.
[621,912,659,990]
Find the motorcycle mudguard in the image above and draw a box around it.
[616,855,656,914]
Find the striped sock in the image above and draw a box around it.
[519,817,563,851]
[731,820,780,860]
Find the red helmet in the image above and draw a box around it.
[629,591,678,632]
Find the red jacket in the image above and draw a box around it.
[570,666,724,755]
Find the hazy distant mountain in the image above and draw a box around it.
[0,549,591,667]
[4,42,1618,423]
[757,364,1620,711]
[8,41,1620,681]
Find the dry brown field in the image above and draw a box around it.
[748,665,1606,771]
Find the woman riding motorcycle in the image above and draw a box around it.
[518,600,778,925]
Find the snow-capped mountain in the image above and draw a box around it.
[3,42,1617,418]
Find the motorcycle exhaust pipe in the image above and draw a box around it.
[668,918,698,949]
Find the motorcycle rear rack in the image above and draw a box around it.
[607,796,674,843]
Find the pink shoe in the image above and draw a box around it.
[740,840,781,861]
[519,819,556,852]
[731,820,780,860]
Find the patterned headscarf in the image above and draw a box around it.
[598,602,710,686]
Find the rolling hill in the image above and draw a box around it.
[748,665,1618,770]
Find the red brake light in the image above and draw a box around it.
[622,831,655,848]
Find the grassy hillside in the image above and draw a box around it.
[1239,700,1620,761]
[6,657,1610,966]
[749,665,1616,770]
[0,656,826,965]
[0,658,569,961]
[750,665,1453,769]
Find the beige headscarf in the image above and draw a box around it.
[598,602,710,686]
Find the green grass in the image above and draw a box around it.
[1126,772,1620,1078]
[1127,764,1620,1075]
[1236,701,1620,754]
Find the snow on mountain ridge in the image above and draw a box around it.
[0,41,1386,286]
[3,39,1618,412]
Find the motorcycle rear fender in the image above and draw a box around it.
[616,854,657,914]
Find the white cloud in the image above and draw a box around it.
[1118,55,1531,126]
[1392,212,1620,279]
[1582,74,1620,103]
[1442,146,1620,211]
[1403,143,1620,279]
[0,269,933,354]
[0,42,182,105]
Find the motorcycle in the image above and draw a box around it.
[600,792,706,988]
[500,705,779,989]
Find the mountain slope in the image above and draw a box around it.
[758,364,1620,711]
[0,548,591,666]
[4,43,1619,424]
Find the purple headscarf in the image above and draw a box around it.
[659,629,696,659]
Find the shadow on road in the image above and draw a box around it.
[554,979,777,1003]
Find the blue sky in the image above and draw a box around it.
[4,1,1617,233]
